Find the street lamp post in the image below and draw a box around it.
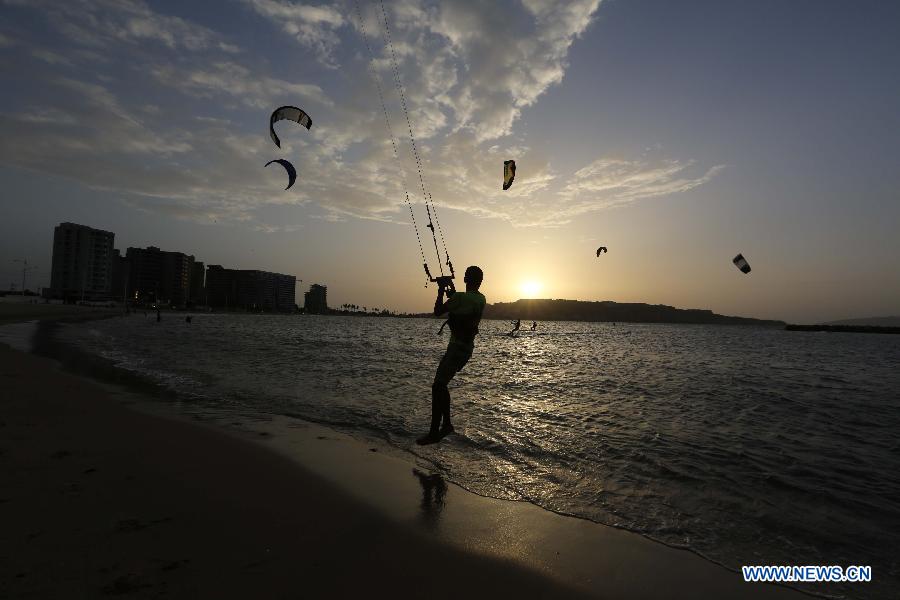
[13,258,37,298]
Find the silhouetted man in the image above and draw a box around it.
[531,320,537,331]
[417,266,485,445]
[509,318,521,336]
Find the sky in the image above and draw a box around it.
[0,0,898,323]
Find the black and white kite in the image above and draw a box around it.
[733,253,751,274]
[596,246,608,256]
[269,106,312,148]
[503,160,516,190]
[265,159,297,190]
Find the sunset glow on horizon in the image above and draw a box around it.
[520,280,542,298]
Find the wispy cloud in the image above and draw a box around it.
[3,0,240,52]
[560,158,725,208]
[151,61,333,110]
[419,0,602,141]
[241,0,345,67]
[30,47,74,66]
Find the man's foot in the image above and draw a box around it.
[416,433,442,446]
[438,424,455,439]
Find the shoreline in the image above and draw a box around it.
[785,323,900,335]
[0,312,812,599]
[0,342,598,599]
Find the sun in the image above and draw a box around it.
[520,280,542,298]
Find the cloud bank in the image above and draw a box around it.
[0,0,721,230]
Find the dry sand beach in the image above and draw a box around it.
[0,309,807,599]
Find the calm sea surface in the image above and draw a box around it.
[51,315,900,598]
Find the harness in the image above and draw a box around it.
[437,297,483,343]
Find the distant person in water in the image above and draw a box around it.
[509,318,521,336]
[531,320,537,331]
[417,266,485,446]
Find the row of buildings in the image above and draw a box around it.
[47,222,325,312]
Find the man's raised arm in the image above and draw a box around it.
[434,280,456,316]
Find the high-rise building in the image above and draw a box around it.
[127,246,162,304]
[304,284,327,314]
[205,265,233,308]
[111,249,131,303]
[49,222,115,302]
[206,266,296,311]
[126,246,194,307]
[190,261,205,306]
[273,273,296,310]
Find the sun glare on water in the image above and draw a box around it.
[520,280,542,298]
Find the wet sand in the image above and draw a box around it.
[0,314,809,599]
[0,302,119,325]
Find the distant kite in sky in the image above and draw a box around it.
[265,159,297,190]
[269,106,312,148]
[733,253,751,274]
[596,246,608,256]
[503,160,516,190]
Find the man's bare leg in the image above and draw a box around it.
[438,384,453,436]
[417,381,446,445]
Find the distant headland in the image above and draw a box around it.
[784,315,900,334]
[480,299,784,326]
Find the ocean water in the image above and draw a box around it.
[50,315,900,598]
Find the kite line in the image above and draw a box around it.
[354,0,454,286]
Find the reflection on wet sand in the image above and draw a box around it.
[413,468,447,529]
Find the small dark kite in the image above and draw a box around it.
[265,159,297,190]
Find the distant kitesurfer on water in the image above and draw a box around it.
[531,321,537,331]
[417,266,485,446]
[509,319,521,336]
